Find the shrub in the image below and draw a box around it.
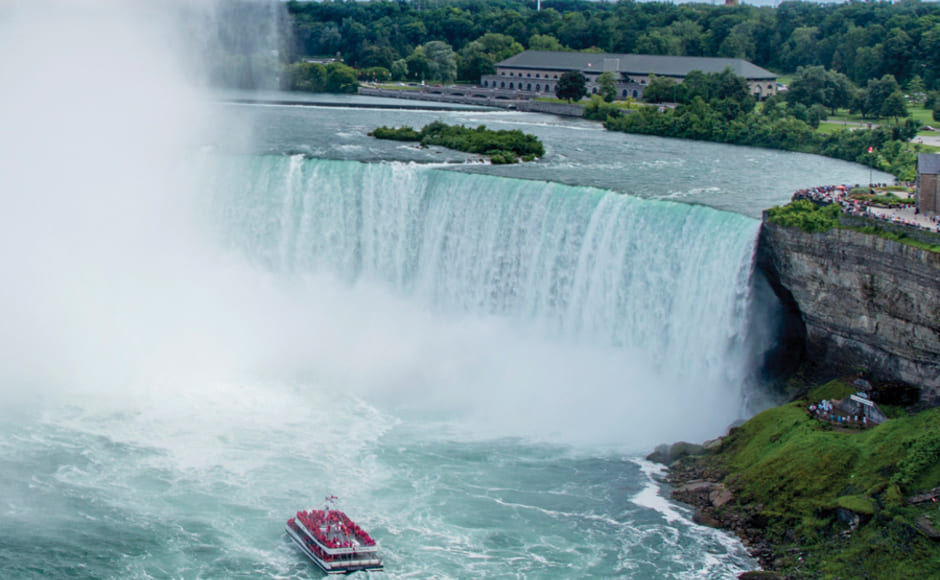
[766,200,841,233]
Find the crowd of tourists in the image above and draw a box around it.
[791,183,940,233]
[295,508,377,549]
[808,399,871,429]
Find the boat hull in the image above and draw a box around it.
[286,524,384,574]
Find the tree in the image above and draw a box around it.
[458,33,523,82]
[881,91,908,123]
[390,59,408,81]
[597,71,618,102]
[906,75,926,104]
[642,74,678,103]
[283,62,327,92]
[405,47,431,82]
[528,34,565,52]
[325,62,359,93]
[556,70,587,102]
[786,65,855,114]
[423,40,457,84]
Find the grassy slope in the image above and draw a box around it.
[710,380,940,578]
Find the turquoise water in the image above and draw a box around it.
[0,3,892,578]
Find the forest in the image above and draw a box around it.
[285,0,940,89]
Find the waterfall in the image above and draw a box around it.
[201,155,767,444]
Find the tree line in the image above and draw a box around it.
[285,0,940,90]
[598,68,919,180]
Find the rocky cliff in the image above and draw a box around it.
[756,220,940,404]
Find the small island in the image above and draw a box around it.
[369,121,544,164]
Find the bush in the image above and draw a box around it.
[766,200,841,233]
[584,95,623,121]
[369,126,421,141]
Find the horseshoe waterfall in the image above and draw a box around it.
[1,2,892,578]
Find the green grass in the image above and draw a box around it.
[816,121,853,135]
[372,83,424,91]
[844,225,940,252]
[708,383,940,578]
[908,104,935,127]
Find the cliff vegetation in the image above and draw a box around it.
[667,379,940,579]
[369,121,544,164]
[766,200,940,253]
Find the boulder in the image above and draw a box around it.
[710,484,734,508]
[915,515,940,539]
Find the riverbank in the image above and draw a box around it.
[357,86,584,117]
[653,377,940,579]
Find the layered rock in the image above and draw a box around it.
[756,220,940,404]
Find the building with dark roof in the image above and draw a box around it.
[917,153,940,215]
[481,50,778,101]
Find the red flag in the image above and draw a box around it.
[868,146,873,153]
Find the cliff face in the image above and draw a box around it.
[756,220,940,404]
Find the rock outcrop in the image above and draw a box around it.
[756,219,940,404]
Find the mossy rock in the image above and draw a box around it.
[806,379,857,403]
[836,494,875,515]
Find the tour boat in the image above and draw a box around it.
[286,496,383,574]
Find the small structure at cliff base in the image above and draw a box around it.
[810,391,887,427]
[841,393,887,424]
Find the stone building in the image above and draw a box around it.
[481,51,778,101]
[916,153,940,216]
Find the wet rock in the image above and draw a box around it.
[646,441,706,465]
[836,507,861,530]
[645,444,671,465]
[703,436,724,450]
[670,441,705,460]
[915,515,940,539]
[693,509,721,528]
[738,571,787,580]
[710,484,734,508]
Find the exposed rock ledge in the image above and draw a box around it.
[755,219,940,405]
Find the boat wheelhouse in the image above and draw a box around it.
[286,497,383,574]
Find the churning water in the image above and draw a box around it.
[0,2,891,578]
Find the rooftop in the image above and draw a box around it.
[918,152,940,175]
[496,51,777,80]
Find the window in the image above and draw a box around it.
[633,90,638,98]
[536,84,541,92]
[501,81,505,88]
[554,75,558,79]
[527,73,531,77]
[509,82,514,89]
[527,83,532,91]
[483,80,489,87]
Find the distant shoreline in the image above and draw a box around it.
[216,97,489,112]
